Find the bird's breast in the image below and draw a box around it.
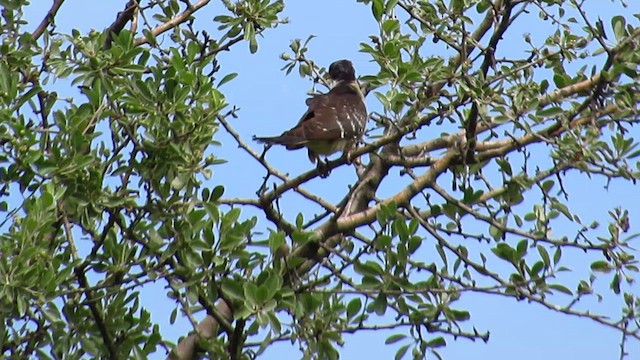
[307,139,350,155]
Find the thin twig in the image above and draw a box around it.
[134,0,211,46]
[216,114,337,213]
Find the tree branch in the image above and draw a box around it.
[134,0,211,46]
[32,0,66,41]
[104,0,139,49]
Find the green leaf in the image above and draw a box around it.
[243,282,259,308]
[489,224,503,241]
[15,85,41,111]
[170,308,178,324]
[218,72,238,87]
[610,273,620,294]
[590,260,612,273]
[492,243,515,262]
[514,214,523,227]
[235,305,253,320]
[577,280,592,295]
[553,246,562,264]
[269,231,285,255]
[370,294,387,315]
[249,36,258,53]
[496,158,512,176]
[553,73,567,88]
[516,239,528,258]
[382,19,400,34]
[385,0,399,12]
[354,261,384,277]
[142,29,158,46]
[256,284,269,303]
[450,0,463,13]
[347,298,362,319]
[225,207,241,224]
[221,278,245,300]
[447,309,470,321]
[170,48,186,71]
[538,245,551,266]
[550,204,570,222]
[372,0,384,21]
[549,284,573,296]
[537,106,564,117]
[393,219,409,239]
[476,0,490,13]
[300,293,321,313]
[408,235,422,255]
[385,333,406,344]
[296,213,304,229]
[395,344,410,360]
[541,180,554,192]
[425,336,446,348]
[408,219,419,235]
[611,15,626,41]
[530,261,544,276]
[204,202,219,224]
[210,185,225,201]
[375,234,392,249]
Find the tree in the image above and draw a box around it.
[1,0,639,359]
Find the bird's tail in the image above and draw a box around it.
[252,135,280,145]
[252,135,306,149]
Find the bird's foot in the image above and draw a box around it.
[346,151,362,166]
[345,143,362,165]
[345,151,354,165]
[317,158,331,178]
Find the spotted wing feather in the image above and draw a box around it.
[253,83,367,155]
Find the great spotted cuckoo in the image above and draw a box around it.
[253,59,367,176]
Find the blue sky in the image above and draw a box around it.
[22,1,640,359]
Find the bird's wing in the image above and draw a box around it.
[287,88,367,142]
[293,93,328,125]
[255,84,367,149]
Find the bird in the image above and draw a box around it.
[253,59,368,177]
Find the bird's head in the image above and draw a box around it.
[328,59,356,83]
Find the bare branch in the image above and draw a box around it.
[32,0,65,41]
[104,0,139,49]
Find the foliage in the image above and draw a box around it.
[1,0,640,359]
